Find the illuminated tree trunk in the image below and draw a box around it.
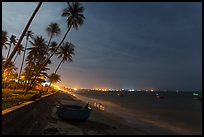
[18,37,28,84]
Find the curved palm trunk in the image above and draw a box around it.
[18,38,28,84]
[3,2,43,68]
[24,25,72,96]
[46,59,63,92]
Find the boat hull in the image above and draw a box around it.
[56,105,91,121]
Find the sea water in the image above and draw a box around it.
[72,90,202,135]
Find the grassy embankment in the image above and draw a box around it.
[2,89,55,110]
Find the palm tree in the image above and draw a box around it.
[2,30,8,49]
[3,2,43,68]
[6,35,17,60]
[46,42,75,92]
[13,43,24,63]
[24,35,50,95]
[25,2,85,94]
[26,35,48,75]
[47,73,61,92]
[55,42,75,72]
[27,35,48,64]
[3,61,17,88]
[62,2,85,30]
[46,22,61,48]
[23,55,50,94]
[18,30,34,83]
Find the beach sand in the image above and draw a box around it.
[41,92,146,135]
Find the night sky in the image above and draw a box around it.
[2,2,202,91]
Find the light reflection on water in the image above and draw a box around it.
[73,91,202,135]
[94,102,105,110]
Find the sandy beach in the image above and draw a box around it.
[40,92,146,135]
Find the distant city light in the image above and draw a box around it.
[128,89,135,92]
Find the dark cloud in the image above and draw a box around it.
[2,2,202,91]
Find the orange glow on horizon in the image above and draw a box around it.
[93,88,108,91]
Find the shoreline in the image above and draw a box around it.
[41,92,146,135]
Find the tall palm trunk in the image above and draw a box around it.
[3,2,43,68]
[18,38,28,84]
[24,25,72,96]
[46,59,63,92]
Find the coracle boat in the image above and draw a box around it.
[56,103,91,121]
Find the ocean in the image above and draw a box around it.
[70,90,202,135]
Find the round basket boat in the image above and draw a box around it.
[56,104,92,121]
